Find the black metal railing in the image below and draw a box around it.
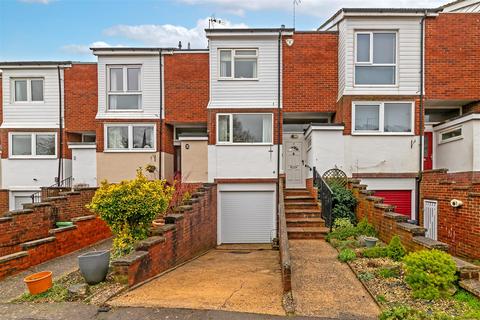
[30,176,73,204]
[313,167,334,230]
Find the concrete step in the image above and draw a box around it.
[286,217,325,228]
[284,195,316,201]
[284,189,311,196]
[285,201,319,207]
[459,279,480,299]
[287,226,329,239]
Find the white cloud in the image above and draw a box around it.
[61,41,121,55]
[18,0,54,4]
[103,17,248,49]
[178,0,447,18]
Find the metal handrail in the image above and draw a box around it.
[313,167,334,231]
[30,176,73,204]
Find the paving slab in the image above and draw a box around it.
[0,238,112,303]
[110,246,285,316]
[289,239,380,320]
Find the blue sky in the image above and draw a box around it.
[0,0,446,62]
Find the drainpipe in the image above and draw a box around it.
[276,28,283,237]
[158,49,163,180]
[415,11,427,225]
[57,66,63,186]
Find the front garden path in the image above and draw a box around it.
[0,238,112,303]
[290,239,380,319]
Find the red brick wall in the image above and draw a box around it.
[112,183,217,287]
[420,169,480,259]
[425,13,480,101]
[0,187,111,279]
[283,32,338,113]
[164,53,209,123]
[335,96,421,135]
[0,189,8,215]
[207,108,282,145]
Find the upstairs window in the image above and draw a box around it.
[353,102,413,135]
[219,49,258,79]
[13,78,44,102]
[105,124,155,151]
[217,113,272,144]
[355,32,397,85]
[107,65,142,110]
[9,132,56,158]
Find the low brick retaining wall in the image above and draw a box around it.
[112,183,217,287]
[0,188,111,280]
[420,169,480,260]
[278,179,292,294]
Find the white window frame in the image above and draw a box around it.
[106,65,143,111]
[354,31,398,87]
[11,78,45,103]
[438,126,463,144]
[8,132,57,159]
[216,113,273,145]
[218,49,259,80]
[351,101,414,136]
[104,123,156,152]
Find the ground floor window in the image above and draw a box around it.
[105,123,155,151]
[217,113,273,144]
[352,102,414,135]
[9,132,56,158]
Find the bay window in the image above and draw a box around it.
[355,32,397,85]
[219,49,258,79]
[217,113,273,144]
[105,124,155,151]
[9,132,56,158]
[107,65,142,110]
[353,102,413,134]
[13,78,44,102]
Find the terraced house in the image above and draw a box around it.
[0,0,478,250]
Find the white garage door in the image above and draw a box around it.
[220,191,275,244]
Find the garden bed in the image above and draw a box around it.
[12,270,126,305]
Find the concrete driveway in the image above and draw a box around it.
[110,245,285,316]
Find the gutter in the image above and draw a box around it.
[415,11,428,225]
[57,66,63,185]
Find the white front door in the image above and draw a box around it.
[285,140,304,189]
[71,147,97,187]
[423,200,438,240]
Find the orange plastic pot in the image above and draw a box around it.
[24,271,53,295]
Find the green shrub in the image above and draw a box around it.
[338,248,357,262]
[331,185,357,224]
[376,295,387,303]
[379,306,425,320]
[333,217,354,230]
[377,267,400,278]
[358,272,375,282]
[363,246,389,259]
[356,218,377,237]
[403,249,457,300]
[87,169,174,257]
[387,236,406,261]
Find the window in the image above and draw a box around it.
[9,133,56,158]
[107,66,142,110]
[174,126,207,143]
[12,78,44,102]
[105,124,155,151]
[352,102,413,134]
[217,113,273,144]
[425,108,461,123]
[355,32,396,85]
[219,49,258,79]
[439,127,462,144]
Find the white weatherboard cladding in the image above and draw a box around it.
[1,68,64,128]
[207,145,279,181]
[209,37,279,108]
[341,17,422,96]
[1,159,71,189]
[338,20,347,99]
[218,183,276,244]
[97,55,161,119]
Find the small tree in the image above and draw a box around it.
[87,169,174,257]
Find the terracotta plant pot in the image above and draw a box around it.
[24,271,53,295]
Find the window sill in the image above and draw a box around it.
[8,156,57,160]
[106,109,143,112]
[353,84,398,88]
[215,143,274,146]
[351,132,414,136]
[103,149,157,153]
[217,78,259,81]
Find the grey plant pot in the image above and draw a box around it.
[364,237,379,248]
[78,250,110,285]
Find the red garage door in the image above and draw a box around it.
[374,190,411,217]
